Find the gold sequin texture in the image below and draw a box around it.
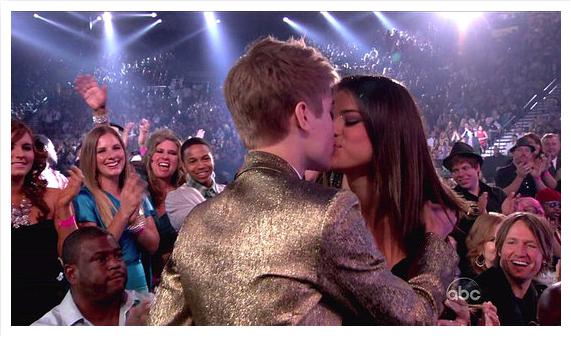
[148,151,458,325]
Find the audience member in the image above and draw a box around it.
[536,282,561,326]
[73,126,159,292]
[465,213,506,277]
[495,137,546,197]
[165,137,226,232]
[12,120,83,325]
[35,134,69,189]
[475,212,554,325]
[541,133,561,191]
[33,227,152,325]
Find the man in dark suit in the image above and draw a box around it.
[541,133,561,191]
[149,37,458,325]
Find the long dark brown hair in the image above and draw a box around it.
[11,120,50,221]
[335,75,467,253]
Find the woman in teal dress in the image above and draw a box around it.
[73,125,159,292]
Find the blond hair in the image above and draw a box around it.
[465,212,506,275]
[80,126,130,227]
[224,36,339,149]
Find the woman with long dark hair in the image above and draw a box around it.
[331,75,467,275]
[11,120,83,325]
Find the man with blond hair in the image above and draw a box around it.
[149,36,459,325]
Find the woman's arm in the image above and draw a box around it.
[51,166,84,256]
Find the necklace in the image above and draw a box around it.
[12,197,33,229]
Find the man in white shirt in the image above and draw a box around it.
[165,137,225,231]
[33,227,151,326]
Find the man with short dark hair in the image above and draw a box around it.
[33,227,151,326]
[165,137,225,231]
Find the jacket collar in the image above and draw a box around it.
[236,151,302,181]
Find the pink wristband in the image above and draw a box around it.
[58,215,76,229]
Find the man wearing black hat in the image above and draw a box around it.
[444,142,507,279]
[495,137,547,198]
[444,142,507,214]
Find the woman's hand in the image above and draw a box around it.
[119,171,147,217]
[422,201,458,238]
[477,301,500,326]
[437,299,470,326]
[501,192,520,215]
[74,74,107,111]
[56,166,84,209]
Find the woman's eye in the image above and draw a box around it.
[345,120,361,126]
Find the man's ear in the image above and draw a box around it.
[293,101,312,132]
[65,264,78,285]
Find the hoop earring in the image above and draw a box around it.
[475,254,486,268]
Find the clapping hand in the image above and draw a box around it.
[501,192,520,215]
[120,171,147,219]
[57,166,84,209]
[437,299,470,326]
[477,302,500,326]
[515,160,532,178]
[477,192,488,215]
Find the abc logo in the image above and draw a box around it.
[446,278,481,302]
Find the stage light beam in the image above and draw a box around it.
[438,12,483,32]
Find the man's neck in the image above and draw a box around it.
[503,270,533,299]
[468,182,480,197]
[254,141,305,179]
[72,290,125,326]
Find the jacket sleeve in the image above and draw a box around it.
[317,191,458,325]
[148,258,193,325]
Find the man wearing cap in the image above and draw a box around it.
[165,137,225,232]
[495,137,547,198]
[444,142,507,214]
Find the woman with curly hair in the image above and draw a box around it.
[11,120,83,325]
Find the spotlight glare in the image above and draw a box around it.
[439,12,483,32]
[97,16,102,21]
[33,13,40,19]
[283,17,289,23]
[151,12,157,18]
[216,19,221,24]
[102,12,112,22]
[157,19,162,24]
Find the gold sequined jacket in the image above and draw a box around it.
[149,151,458,325]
